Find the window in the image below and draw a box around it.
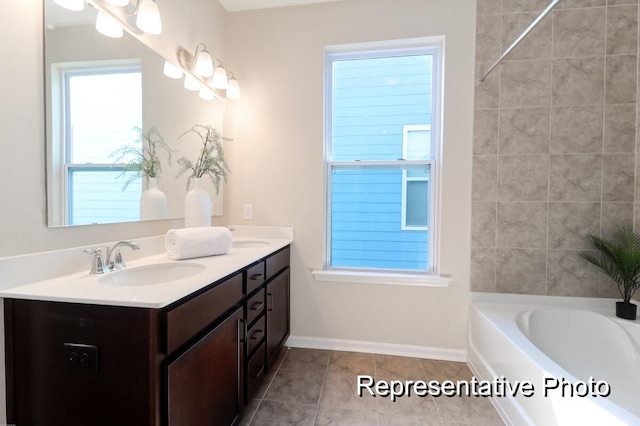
[324,41,442,275]
[53,64,142,225]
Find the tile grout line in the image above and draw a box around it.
[310,350,331,426]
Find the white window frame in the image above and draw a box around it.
[321,37,444,280]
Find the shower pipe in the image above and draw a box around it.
[479,0,560,82]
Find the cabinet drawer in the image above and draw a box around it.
[165,273,243,354]
[246,289,265,325]
[266,246,290,279]
[246,342,266,403]
[246,261,265,294]
[247,315,265,355]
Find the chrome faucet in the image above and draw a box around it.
[83,248,107,274]
[105,241,140,271]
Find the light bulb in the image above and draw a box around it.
[199,87,215,100]
[163,61,183,79]
[95,12,123,38]
[184,75,200,91]
[104,0,129,5]
[53,0,84,11]
[226,77,241,99]
[195,49,214,77]
[136,0,162,35]
[212,66,228,90]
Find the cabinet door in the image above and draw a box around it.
[167,307,243,426]
[266,268,290,365]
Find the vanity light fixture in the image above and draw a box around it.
[104,0,130,5]
[163,61,183,79]
[135,0,162,35]
[53,0,85,11]
[212,60,228,90]
[183,75,201,91]
[226,72,241,99]
[199,87,216,101]
[95,11,124,38]
[192,44,214,77]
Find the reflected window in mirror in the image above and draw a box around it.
[51,62,142,225]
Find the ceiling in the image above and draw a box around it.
[217,0,343,12]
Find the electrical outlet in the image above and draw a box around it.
[64,343,99,371]
[243,204,253,220]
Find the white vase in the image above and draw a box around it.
[184,177,212,228]
[140,177,167,221]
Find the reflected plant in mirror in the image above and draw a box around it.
[110,126,175,190]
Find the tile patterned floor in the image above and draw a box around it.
[241,348,505,426]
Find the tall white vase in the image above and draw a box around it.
[184,177,211,228]
[140,177,167,221]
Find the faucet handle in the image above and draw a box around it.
[113,250,126,270]
[83,248,107,274]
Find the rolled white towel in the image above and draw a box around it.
[165,227,233,260]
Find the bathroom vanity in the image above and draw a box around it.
[2,241,290,426]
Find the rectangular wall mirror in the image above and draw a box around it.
[45,0,225,227]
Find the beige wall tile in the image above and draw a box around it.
[549,154,602,201]
[557,0,606,8]
[548,202,601,249]
[475,62,500,108]
[500,60,552,107]
[473,155,498,201]
[605,55,637,104]
[498,155,549,201]
[472,201,497,247]
[550,106,604,154]
[502,0,555,13]
[603,153,635,201]
[499,107,550,154]
[471,247,497,292]
[478,0,501,15]
[553,7,606,58]
[606,5,638,55]
[474,109,499,155]
[497,202,548,248]
[552,57,605,106]
[604,104,636,153]
[476,15,502,63]
[496,248,547,294]
[602,202,634,239]
[547,249,602,297]
[502,12,552,60]
[608,0,638,5]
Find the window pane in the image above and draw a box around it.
[69,169,141,225]
[68,72,142,163]
[331,55,433,161]
[406,128,430,160]
[406,180,429,227]
[330,167,429,271]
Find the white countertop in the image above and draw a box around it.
[0,237,292,309]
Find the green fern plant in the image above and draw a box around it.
[580,226,640,304]
[175,125,231,193]
[110,127,175,190]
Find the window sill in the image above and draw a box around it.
[311,270,452,287]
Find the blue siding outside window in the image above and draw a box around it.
[326,47,439,273]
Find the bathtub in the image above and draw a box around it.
[468,293,640,426]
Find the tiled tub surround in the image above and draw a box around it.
[472,0,640,296]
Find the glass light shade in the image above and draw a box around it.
[136,0,162,35]
[95,13,124,38]
[183,75,201,91]
[53,0,84,11]
[226,78,241,99]
[199,87,215,101]
[212,66,228,90]
[194,50,214,77]
[104,0,130,5]
[163,61,183,79]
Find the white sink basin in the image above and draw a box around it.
[98,263,206,287]
[232,240,270,249]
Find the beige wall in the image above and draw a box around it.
[0,0,227,258]
[225,0,476,350]
[471,0,638,297]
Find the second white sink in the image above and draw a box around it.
[98,263,205,287]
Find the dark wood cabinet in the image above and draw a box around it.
[167,307,243,426]
[4,245,290,426]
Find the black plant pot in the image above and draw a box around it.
[616,301,637,320]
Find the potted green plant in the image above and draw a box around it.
[176,125,231,227]
[580,226,640,320]
[110,126,175,189]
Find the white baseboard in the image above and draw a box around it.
[285,335,466,362]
